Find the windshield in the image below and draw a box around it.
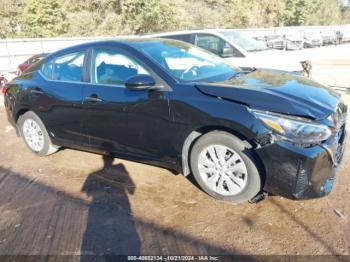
[221,31,269,52]
[136,40,240,82]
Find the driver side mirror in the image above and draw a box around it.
[125,75,161,91]
[220,46,235,58]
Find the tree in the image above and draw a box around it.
[120,0,181,34]
[283,0,342,26]
[1,0,348,38]
[222,0,256,28]
[284,0,310,26]
[97,13,125,36]
[256,0,286,27]
[0,0,23,38]
[65,10,98,37]
[306,0,342,25]
[21,0,68,37]
[181,0,225,29]
[62,0,124,36]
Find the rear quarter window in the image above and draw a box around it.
[41,60,53,79]
[40,51,86,82]
[53,52,85,82]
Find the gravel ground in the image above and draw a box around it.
[0,44,349,258]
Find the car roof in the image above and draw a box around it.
[29,53,49,58]
[145,29,238,37]
[43,38,177,59]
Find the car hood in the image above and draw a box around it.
[195,69,340,120]
[226,50,308,72]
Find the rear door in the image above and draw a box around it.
[32,50,88,145]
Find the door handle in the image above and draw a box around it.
[84,95,103,103]
[30,87,44,95]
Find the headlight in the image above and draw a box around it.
[253,111,332,145]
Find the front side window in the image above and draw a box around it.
[137,40,239,82]
[91,48,149,86]
[53,51,85,82]
[195,34,224,56]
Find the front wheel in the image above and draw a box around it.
[18,111,59,156]
[190,131,262,203]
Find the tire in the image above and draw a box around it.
[18,111,59,156]
[190,131,261,203]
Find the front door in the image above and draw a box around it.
[82,47,172,163]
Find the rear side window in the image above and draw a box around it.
[30,55,44,65]
[160,34,192,43]
[53,52,85,82]
[41,51,85,82]
[41,60,53,79]
[91,48,149,86]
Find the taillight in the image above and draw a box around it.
[1,83,7,94]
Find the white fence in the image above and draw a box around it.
[0,36,128,72]
[236,24,350,37]
[1,25,350,72]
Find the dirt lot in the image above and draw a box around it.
[0,44,349,258]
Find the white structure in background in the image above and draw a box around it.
[338,0,350,8]
[1,25,350,79]
[0,36,134,75]
[148,29,308,73]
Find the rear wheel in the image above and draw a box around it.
[190,131,261,203]
[18,111,59,156]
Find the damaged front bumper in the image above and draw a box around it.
[255,126,346,200]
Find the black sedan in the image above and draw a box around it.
[3,39,347,203]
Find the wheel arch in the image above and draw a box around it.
[16,107,31,122]
[14,107,31,136]
[181,125,253,176]
[181,125,266,188]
